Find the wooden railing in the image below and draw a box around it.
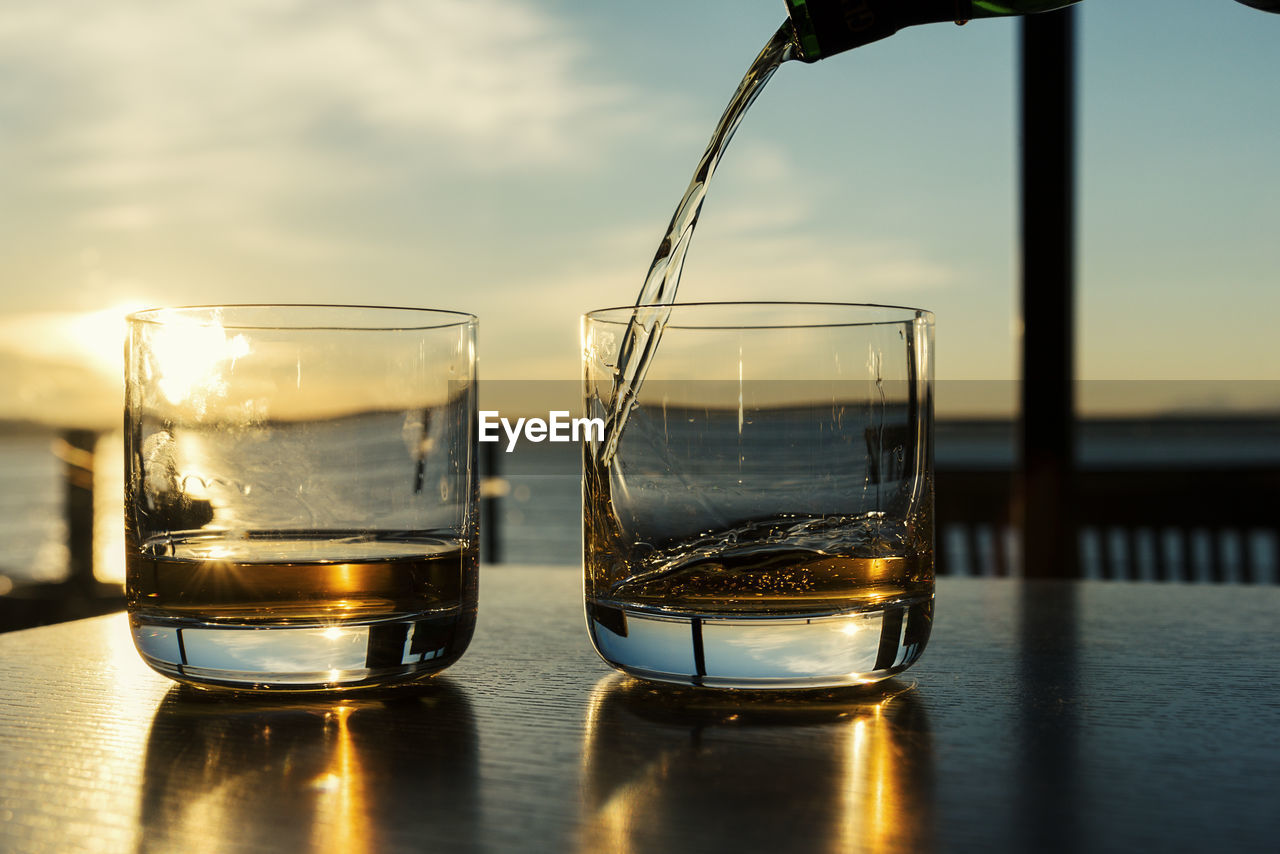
[4,437,1278,633]
[936,467,1280,582]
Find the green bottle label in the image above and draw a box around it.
[786,0,824,60]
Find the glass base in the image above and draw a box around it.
[586,595,932,689]
[129,610,475,692]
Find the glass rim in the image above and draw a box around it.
[126,303,478,331]
[582,301,933,330]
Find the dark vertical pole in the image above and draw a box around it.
[1018,8,1078,579]
[481,439,501,563]
[60,429,97,593]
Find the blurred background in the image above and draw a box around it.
[2,0,1277,626]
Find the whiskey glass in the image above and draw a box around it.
[125,305,477,691]
[583,302,933,688]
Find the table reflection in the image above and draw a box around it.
[136,680,478,853]
[579,676,935,854]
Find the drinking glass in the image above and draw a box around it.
[582,302,933,688]
[125,305,478,691]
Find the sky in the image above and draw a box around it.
[2,0,1278,429]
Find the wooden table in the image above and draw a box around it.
[1,569,1277,853]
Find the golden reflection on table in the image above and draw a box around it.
[137,680,477,854]
[579,676,934,854]
[5,574,1277,854]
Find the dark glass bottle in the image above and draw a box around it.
[784,1,1081,61]
[785,0,1280,62]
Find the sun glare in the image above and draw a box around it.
[67,302,151,378]
[145,312,252,406]
[0,302,148,382]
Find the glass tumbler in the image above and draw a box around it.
[583,302,934,689]
[125,305,478,691]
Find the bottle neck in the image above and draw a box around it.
[784,0,957,61]
[785,1,1081,62]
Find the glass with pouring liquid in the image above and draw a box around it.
[583,302,934,689]
[125,305,478,691]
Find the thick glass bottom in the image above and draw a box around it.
[129,609,475,693]
[585,594,932,689]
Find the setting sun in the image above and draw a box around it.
[0,302,146,429]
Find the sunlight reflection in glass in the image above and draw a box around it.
[145,311,252,409]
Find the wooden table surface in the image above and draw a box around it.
[1,569,1278,853]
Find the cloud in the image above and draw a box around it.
[4,0,625,176]
[578,138,957,302]
[515,220,957,311]
[0,0,645,269]
[478,220,956,385]
[474,136,954,384]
